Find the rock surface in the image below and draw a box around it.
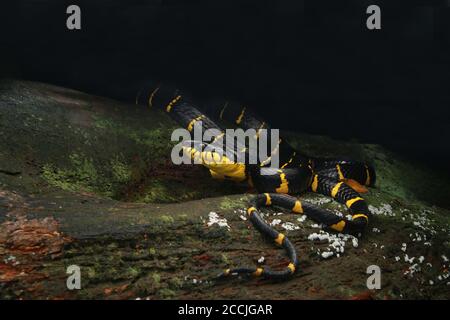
[0,80,449,299]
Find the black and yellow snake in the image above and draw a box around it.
[137,84,376,280]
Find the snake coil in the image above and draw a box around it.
[137,83,375,281]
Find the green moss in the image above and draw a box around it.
[41,163,75,191]
[221,253,230,265]
[128,128,173,149]
[94,115,174,150]
[34,112,242,203]
[158,288,176,299]
[86,267,97,280]
[138,180,177,203]
[41,154,100,193]
[160,215,175,224]
[41,153,114,196]
[110,157,132,184]
[126,267,141,279]
[41,153,136,198]
[168,277,183,289]
[219,196,246,211]
[152,273,161,284]
[69,153,99,181]
[93,117,115,130]
[134,179,205,203]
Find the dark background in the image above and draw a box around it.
[2,0,450,173]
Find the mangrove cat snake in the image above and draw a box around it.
[136,84,376,280]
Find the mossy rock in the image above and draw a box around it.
[0,79,242,202]
[0,80,448,300]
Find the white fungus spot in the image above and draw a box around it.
[321,251,334,259]
[369,203,394,217]
[207,212,230,230]
[270,219,282,226]
[401,243,407,252]
[281,222,300,231]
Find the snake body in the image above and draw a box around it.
[138,84,376,280]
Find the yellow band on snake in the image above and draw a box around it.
[264,193,272,206]
[236,107,246,125]
[330,220,346,232]
[247,207,256,216]
[292,200,303,214]
[345,197,364,208]
[336,164,345,180]
[275,233,285,245]
[311,174,319,192]
[352,213,368,221]
[287,263,296,273]
[253,268,264,277]
[331,182,344,198]
[165,95,181,112]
